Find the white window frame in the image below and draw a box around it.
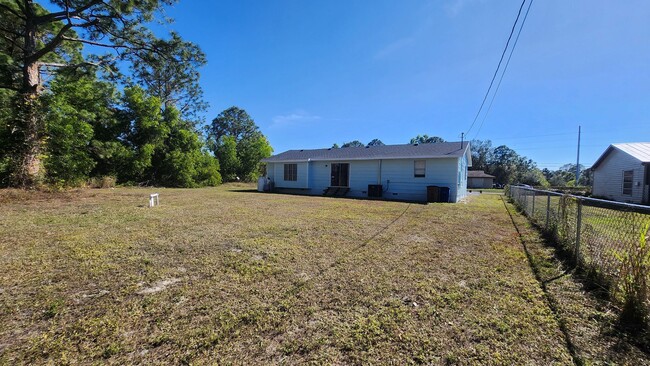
[284,163,297,181]
[414,160,426,178]
[623,170,633,195]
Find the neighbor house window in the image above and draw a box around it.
[284,163,297,181]
[623,170,633,195]
[414,160,426,177]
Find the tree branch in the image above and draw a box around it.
[34,0,103,25]
[39,59,113,69]
[60,35,131,50]
[0,25,23,37]
[0,84,20,92]
[27,18,99,63]
[0,33,23,50]
[12,0,25,13]
[0,2,24,19]
[26,23,73,62]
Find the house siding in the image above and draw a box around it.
[593,149,645,204]
[267,162,310,189]
[468,177,494,188]
[457,155,468,200]
[270,158,465,202]
[380,158,461,202]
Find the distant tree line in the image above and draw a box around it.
[471,140,591,187]
[542,164,592,187]
[0,1,271,188]
[332,135,446,148]
[470,140,547,186]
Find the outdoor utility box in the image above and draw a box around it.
[368,184,383,197]
[427,186,440,203]
[439,187,450,203]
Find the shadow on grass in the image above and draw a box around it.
[501,196,583,366]
[227,189,430,205]
[501,196,650,363]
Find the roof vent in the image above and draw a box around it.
[365,145,370,148]
[327,148,332,150]
[300,149,304,152]
[413,143,419,146]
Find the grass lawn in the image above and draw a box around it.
[0,185,647,364]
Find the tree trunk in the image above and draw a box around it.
[12,0,43,187]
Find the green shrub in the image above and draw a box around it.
[616,223,650,329]
[89,176,117,189]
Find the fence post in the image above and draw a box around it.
[524,189,528,212]
[546,193,550,229]
[575,199,583,264]
[532,190,536,219]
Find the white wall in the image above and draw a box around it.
[269,162,310,189]
[468,177,493,189]
[380,158,459,202]
[593,149,644,203]
[269,158,462,202]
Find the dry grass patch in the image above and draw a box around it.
[0,186,601,364]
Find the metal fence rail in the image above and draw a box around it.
[508,185,650,286]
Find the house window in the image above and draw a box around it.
[623,170,633,195]
[284,164,297,181]
[414,160,426,177]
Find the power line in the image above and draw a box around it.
[465,0,528,136]
[480,131,575,140]
[473,0,534,139]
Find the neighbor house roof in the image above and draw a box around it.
[591,142,650,170]
[468,170,495,179]
[263,142,471,164]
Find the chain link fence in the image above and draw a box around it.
[507,185,650,296]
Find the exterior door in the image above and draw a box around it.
[331,163,349,187]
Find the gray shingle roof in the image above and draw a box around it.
[468,170,495,178]
[263,142,470,163]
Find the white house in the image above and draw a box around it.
[591,142,650,204]
[261,142,472,203]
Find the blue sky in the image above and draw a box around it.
[159,0,649,170]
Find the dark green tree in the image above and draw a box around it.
[367,139,385,147]
[341,140,364,148]
[130,32,207,124]
[0,89,15,186]
[0,0,186,187]
[109,86,220,187]
[409,135,445,144]
[488,145,521,184]
[470,139,493,171]
[41,70,116,186]
[214,136,239,181]
[153,107,221,187]
[208,107,272,181]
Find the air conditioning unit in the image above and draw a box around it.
[368,184,383,197]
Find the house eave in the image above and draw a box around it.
[263,155,464,164]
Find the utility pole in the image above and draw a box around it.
[576,126,581,186]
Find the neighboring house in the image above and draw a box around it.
[261,142,472,202]
[591,142,650,204]
[467,170,495,189]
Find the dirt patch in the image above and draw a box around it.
[137,278,181,295]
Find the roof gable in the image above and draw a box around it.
[262,142,471,163]
[591,142,650,170]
